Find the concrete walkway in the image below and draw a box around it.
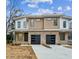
[32,45,72,59]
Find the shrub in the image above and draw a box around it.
[6,34,13,44]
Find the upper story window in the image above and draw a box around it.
[53,18,58,26]
[30,19,35,27]
[17,21,21,28]
[63,21,66,28]
[23,21,26,28]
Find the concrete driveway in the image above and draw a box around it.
[32,45,72,59]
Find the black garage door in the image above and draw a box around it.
[46,35,55,44]
[31,35,40,44]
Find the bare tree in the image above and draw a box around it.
[6,0,25,43]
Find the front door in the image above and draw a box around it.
[24,33,28,41]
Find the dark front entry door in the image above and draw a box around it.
[46,35,55,44]
[24,33,28,41]
[31,35,40,44]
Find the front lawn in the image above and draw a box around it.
[6,45,37,59]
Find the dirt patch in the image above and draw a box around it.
[6,45,37,59]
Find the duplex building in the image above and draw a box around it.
[8,14,72,44]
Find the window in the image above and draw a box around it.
[30,19,34,27]
[17,21,21,28]
[24,33,28,41]
[53,18,58,26]
[23,21,26,28]
[60,33,65,40]
[63,21,66,28]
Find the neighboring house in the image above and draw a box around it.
[8,14,72,44]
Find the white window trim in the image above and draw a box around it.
[15,18,28,30]
[17,21,21,28]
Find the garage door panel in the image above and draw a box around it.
[31,35,40,44]
[46,35,55,44]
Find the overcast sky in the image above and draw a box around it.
[6,0,72,16]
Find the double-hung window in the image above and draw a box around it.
[53,18,58,26]
[17,21,21,28]
[63,21,66,28]
[30,19,34,27]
